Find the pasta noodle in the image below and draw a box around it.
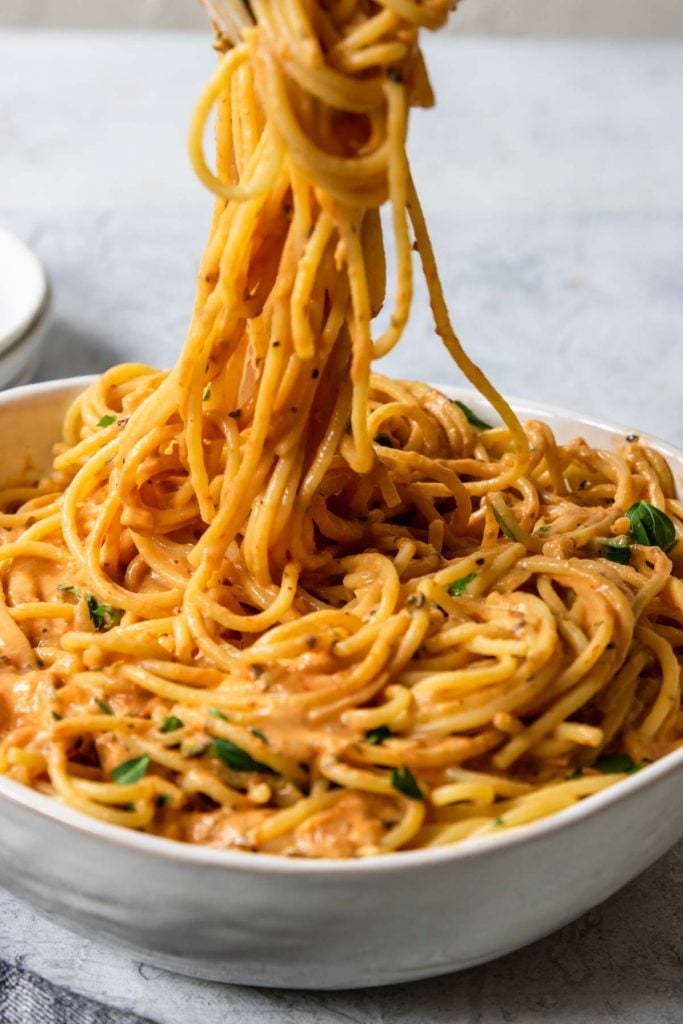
[0,0,681,858]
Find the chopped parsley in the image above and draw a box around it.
[493,816,504,827]
[249,727,269,745]
[160,715,183,734]
[95,697,114,716]
[111,754,150,785]
[625,501,676,553]
[58,586,122,630]
[202,384,211,401]
[448,572,478,597]
[97,414,117,427]
[51,710,62,721]
[390,765,423,801]
[365,725,392,745]
[536,525,551,535]
[452,399,493,431]
[86,595,122,632]
[209,707,228,721]
[213,737,275,774]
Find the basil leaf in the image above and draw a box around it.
[160,715,183,734]
[373,433,394,448]
[213,737,275,774]
[593,753,638,774]
[86,595,122,631]
[111,754,150,785]
[365,725,392,745]
[448,572,477,597]
[97,414,116,427]
[452,400,492,431]
[95,697,114,716]
[390,765,423,801]
[492,504,519,541]
[596,536,631,565]
[625,501,676,553]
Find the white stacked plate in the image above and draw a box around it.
[0,226,51,388]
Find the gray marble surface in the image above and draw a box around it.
[1,28,682,1023]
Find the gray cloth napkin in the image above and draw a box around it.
[0,958,154,1024]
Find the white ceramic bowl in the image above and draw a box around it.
[0,376,681,990]
[0,226,48,354]
[0,228,51,389]
[0,290,52,390]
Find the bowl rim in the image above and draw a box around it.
[0,373,681,876]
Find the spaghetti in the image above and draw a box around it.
[0,0,681,858]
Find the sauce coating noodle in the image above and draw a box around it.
[0,0,681,857]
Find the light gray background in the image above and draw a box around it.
[2,0,683,37]
[1,21,682,1024]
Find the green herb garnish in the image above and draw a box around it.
[452,400,492,431]
[160,715,183,734]
[373,433,394,448]
[447,572,477,597]
[95,697,114,716]
[213,737,275,774]
[155,794,170,808]
[249,727,269,745]
[390,765,423,801]
[209,707,228,721]
[493,816,504,827]
[202,384,211,401]
[596,535,631,565]
[365,725,392,745]
[111,754,150,785]
[593,753,639,774]
[492,504,519,542]
[536,525,551,535]
[97,414,117,428]
[51,710,62,721]
[625,501,676,553]
[59,586,122,630]
[86,595,122,632]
